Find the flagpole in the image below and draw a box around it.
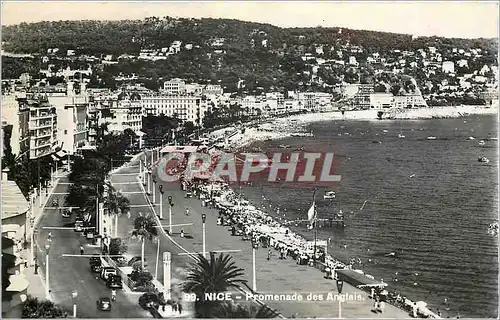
[313,188,318,263]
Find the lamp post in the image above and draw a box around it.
[251,237,258,292]
[45,243,51,300]
[154,237,160,280]
[71,290,78,318]
[147,170,151,195]
[152,177,157,204]
[201,214,207,258]
[336,279,344,319]
[159,185,164,220]
[168,196,173,235]
[139,159,143,184]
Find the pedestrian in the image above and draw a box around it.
[370,287,375,299]
[34,262,39,274]
[185,208,190,216]
[172,302,178,313]
[267,249,271,260]
[180,229,185,238]
[80,244,84,255]
[178,302,183,314]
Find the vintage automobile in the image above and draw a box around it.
[96,297,111,311]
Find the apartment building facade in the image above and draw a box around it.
[141,94,204,125]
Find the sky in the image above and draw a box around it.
[1,1,499,39]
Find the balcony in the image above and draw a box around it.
[32,140,52,149]
[29,121,51,129]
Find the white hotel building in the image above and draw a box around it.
[141,94,206,125]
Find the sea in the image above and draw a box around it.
[240,114,498,318]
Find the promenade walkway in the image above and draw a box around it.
[110,150,413,319]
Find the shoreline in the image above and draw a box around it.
[208,105,498,151]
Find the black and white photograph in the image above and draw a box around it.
[1,1,498,319]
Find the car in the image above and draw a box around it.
[89,255,101,265]
[74,220,83,232]
[106,275,123,289]
[100,267,117,280]
[185,191,193,198]
[96,297,111,311]
[61,209,71,218]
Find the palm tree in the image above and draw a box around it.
[104,183,130,237]
[182,252,247,318]
[129,213,157,269]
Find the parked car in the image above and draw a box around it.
[74,220,84,232]
[90,256,102,273]
[96,297,111,311]
[185,190,193,198]
[61,209,71,218]
[111,255,127,267]
[106,275,123,289]
[100,267,117,280]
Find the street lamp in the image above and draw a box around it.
[152,177,157,204]
[159,185,164,220]
[147,170,152,195]
[168,196,174,235]
[251,237,258,292]
[45,243,51,300]
[71,290,78,318]
[336,278,344,319]
[201,214,207,258]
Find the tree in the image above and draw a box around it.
[108,238,128,256]
[22,296,68,318]
[182,252,247,318]
[212,301,279,318]
[130,213,158,270]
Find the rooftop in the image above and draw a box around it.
[2,178,29,220]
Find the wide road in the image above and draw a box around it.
[110,150,411,319]
[35,175,151,318]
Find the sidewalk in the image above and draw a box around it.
[110,151,412,319]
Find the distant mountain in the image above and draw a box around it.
[2,17,497,55]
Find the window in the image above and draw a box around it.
[64,130,68,134]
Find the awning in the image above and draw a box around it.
[6,273,29,292]
[55,150,67,158]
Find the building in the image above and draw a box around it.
[163,79,186,95]
[104,97,143,134]
[1,169,30,317]
[48,82,90,155]
[141,94,205,125]
[393,93,428,108]
[16,94,58,159]
[369,93,394,109]
[1,94,29,158]
[442,61,455,73]
[351,84,375,109]
[202,84,223,96]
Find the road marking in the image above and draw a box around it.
[112,173,139,176]
[62,254,124,258]
[42,226,95,230]
[155,223,194,228]
[57,182,74,185]
[120,191,145,194]
[130,204,158,208]
[178,249,242,256]
[112,182,139,185]
[44,206,80,209]
[52,192,70,195]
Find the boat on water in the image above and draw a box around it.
[291,132,314,137]
[279,144,290,149]
[478,156,490,163]
[488,222,498,236]
[398,133,406,139]
[323,191,336,200]
[468,136,476,140]
[372,140,382,144]
[427,136,437,140]
[479,140,486,146]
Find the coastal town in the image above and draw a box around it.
[2,4,499,320]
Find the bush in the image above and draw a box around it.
[109,238,127,256]
[22,296,68,318]
[138,292,160,310]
